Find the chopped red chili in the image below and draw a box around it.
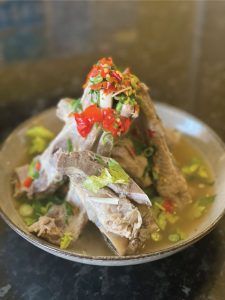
[23,176,33,188]
[163,199,174,213]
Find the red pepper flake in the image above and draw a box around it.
[148,129,156,138]
[163,199,174,213]
[23,176,33,188]
[35,161,41,171]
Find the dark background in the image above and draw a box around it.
[0,1,225,299]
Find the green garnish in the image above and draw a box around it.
[28,160,40,179]
[26,126,54,140]
[151,232,162,242]
[102,132,113,146]
[64,202,74,216]
[19,204,34,217]
[26,126,54,155]
[83,159,129,193]
[94,154,105,165]
[182,158,211,183]
[157,212,167,230]
[108,159,129,184]
[168,233,180,243]
[23,217,37,226]
[60,233,73,249]
[66,138,73,153]
[70,98,82,113]
[83,168,112,194]
[90,75,103,84]
[190,195,215,219]
[116,102,123,113]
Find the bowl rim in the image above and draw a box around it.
[0,102,225,264]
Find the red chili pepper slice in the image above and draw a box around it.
[74,114,93,138]
[83,105,102,123]
[163,199,174,213]
[23,176,33,188]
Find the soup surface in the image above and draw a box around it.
[14,133,214,256]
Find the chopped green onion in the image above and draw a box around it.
[67,138,73,153]
[152,169,159,181]
[19,204,34,217]
[168,233,180,242]
[157,212,167,230]
[116,102,123,113]
[70,98,82,113]
[26,126,54,140]
[28,136,48,155]
[143,147,154,157]
[166,213,179,224]
[23,217,37,226]
[151,232,162,242]
[102,132,113,146]
[60,232,73,249]
[64,202,74,216]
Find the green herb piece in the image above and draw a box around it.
[102,132,113,146]
[67,138,73,153]
[168,233,180,243]
[83,168,112,193]
[152,169,159,181]
[151,232,162,242]
[191,195,215,219]
[116,102,123,113]
[176,229,187,240]
[182,158,211,183]
[26,126,54,140]
[94,154,105,165]
[70,98,82,113]
[108,159,129,184]
[28,136,48,155]
[166,213,179,224]
[90,75,103,84]
[83,158,129,193]
[143,147,154,157]
[23,217,37,226]
[64,202,74,216]
[157,212,167,230]
[60,232,73,249]
[197,195,215,206]
[19,204,34,217]
[28,160,40,179]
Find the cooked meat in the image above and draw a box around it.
[29,203,87,246]
[112,138,152,188]
[137,83,192,209]
[56,150,151,206]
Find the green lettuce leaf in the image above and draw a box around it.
[108,159,129,184]
[83,168,112,193]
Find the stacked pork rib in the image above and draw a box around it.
[15,59,191,255]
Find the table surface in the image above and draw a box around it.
[0,1,225,299]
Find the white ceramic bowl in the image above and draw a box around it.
[0,102,224,266]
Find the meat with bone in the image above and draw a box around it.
[56,150,151,206]
[137,83,192,208]
[56,150,158,255]
[29,203,87,246]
